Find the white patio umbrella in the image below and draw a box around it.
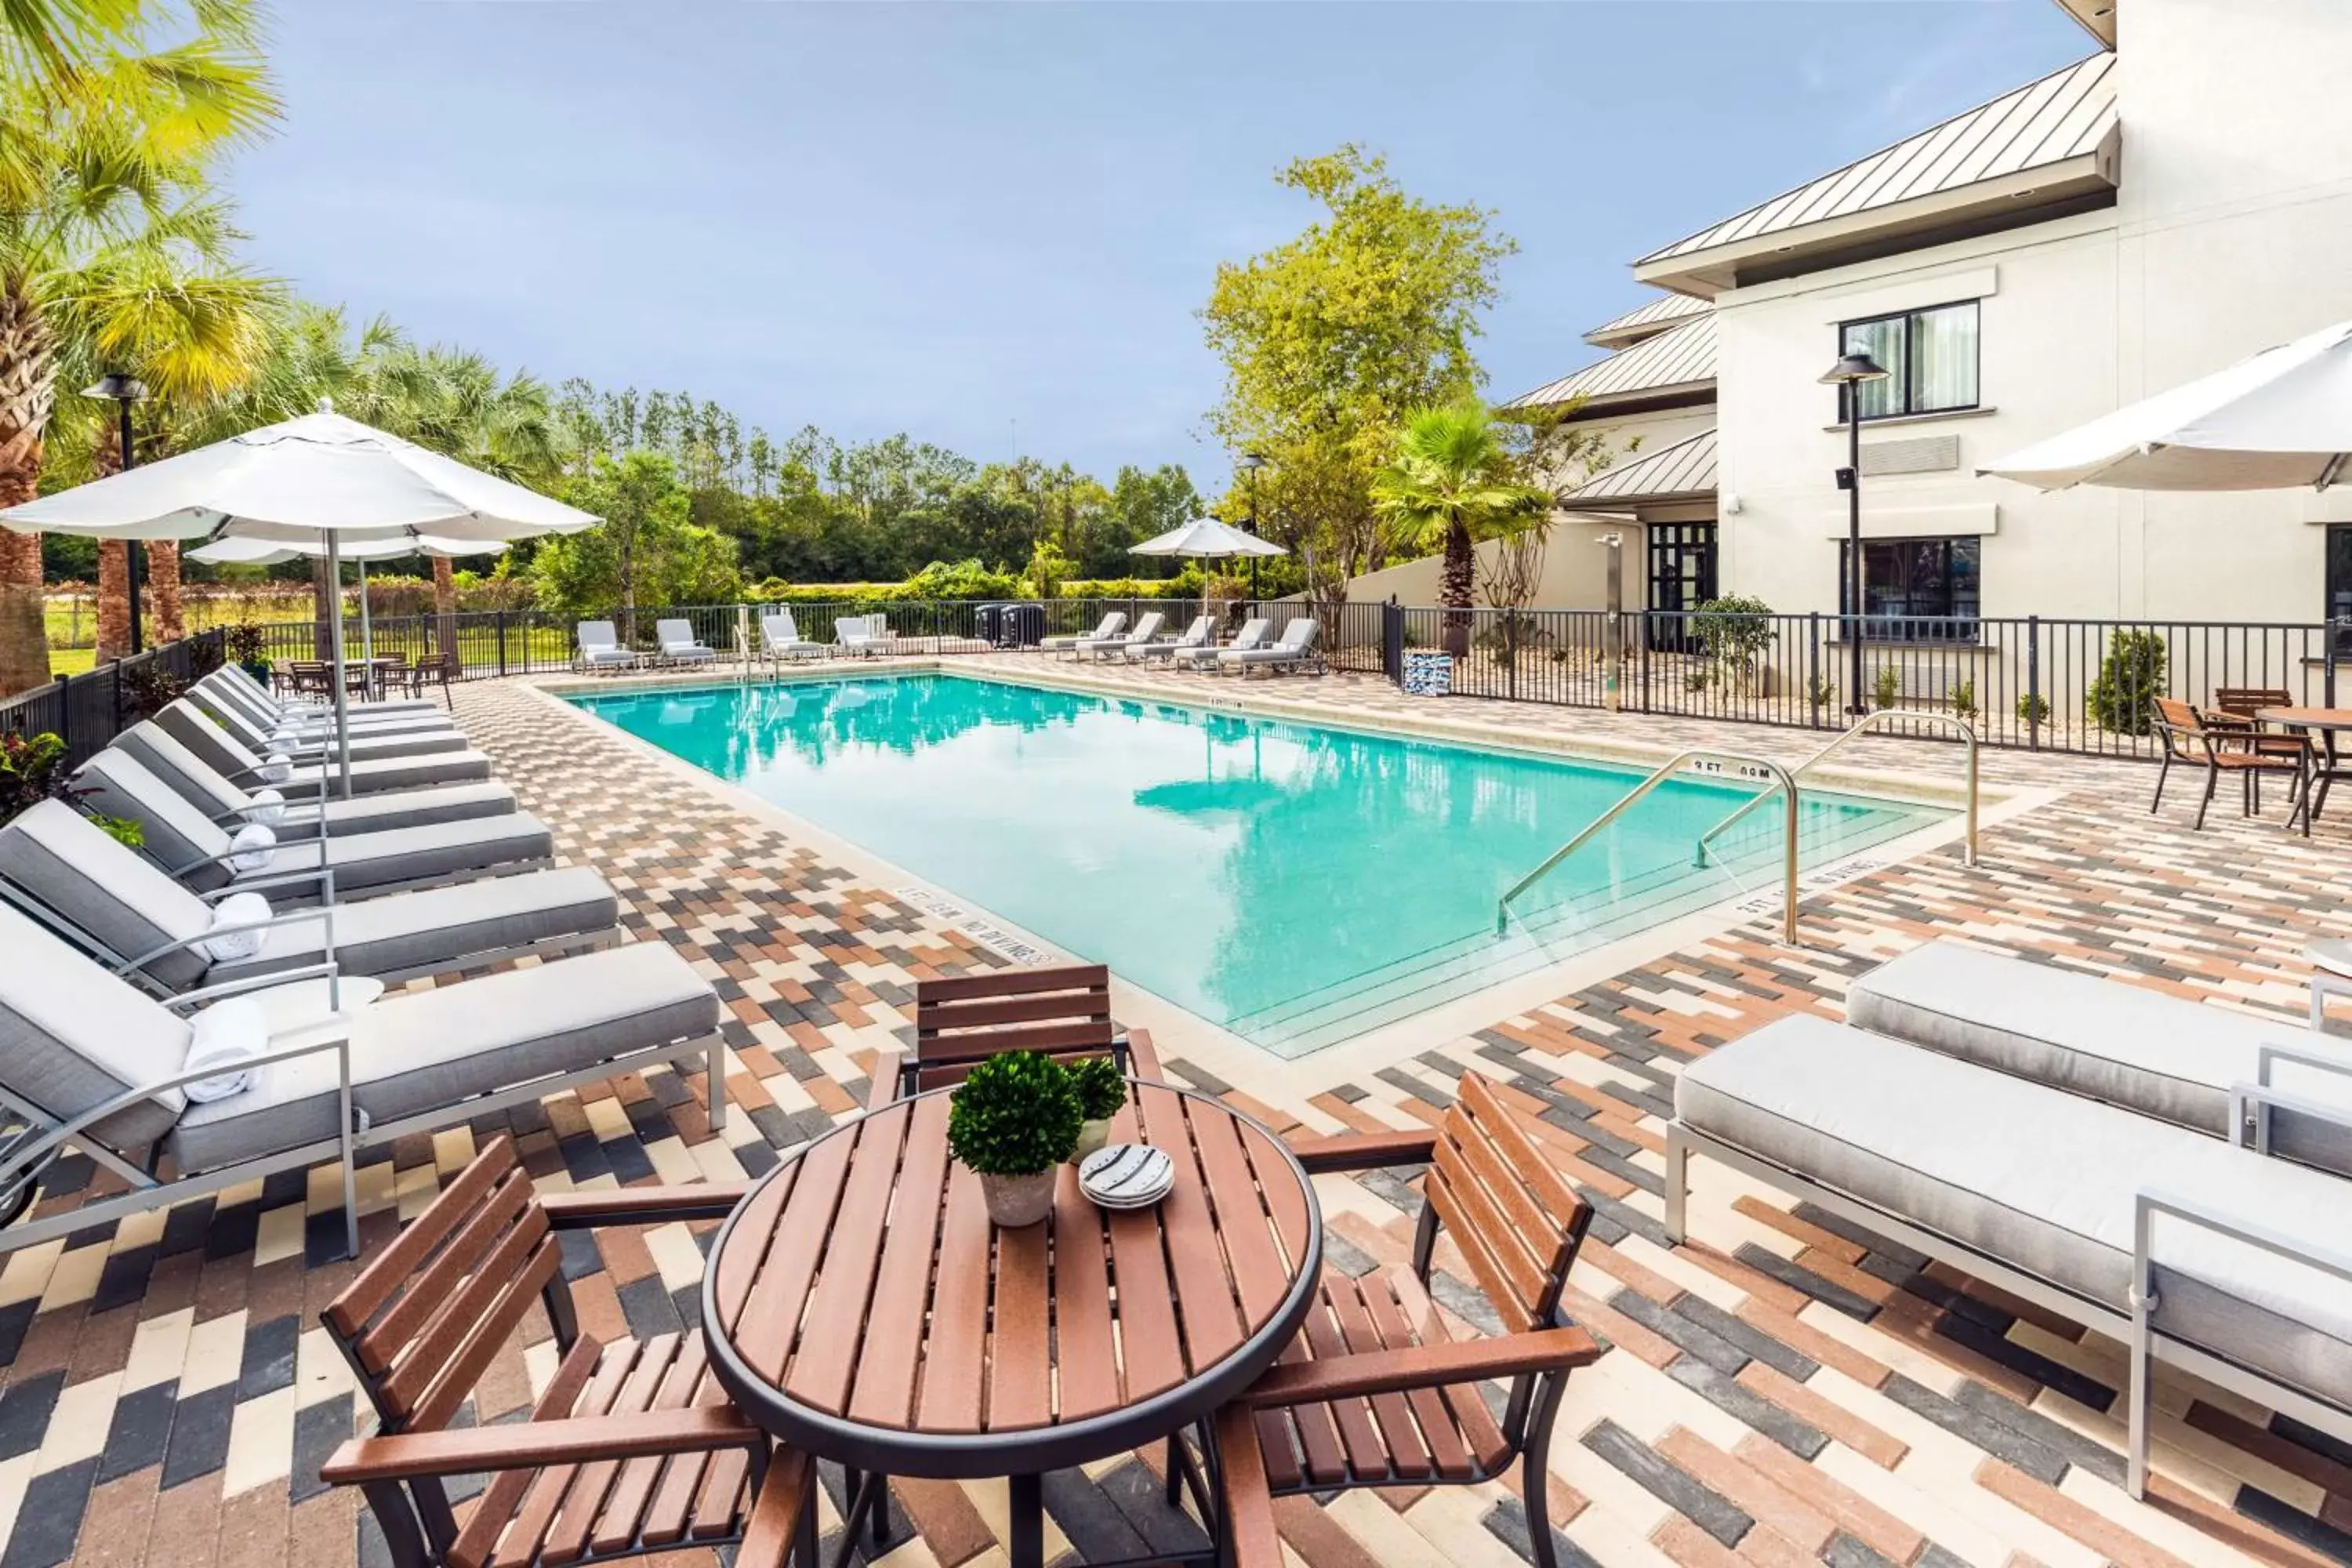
[187,533,508,664]
[1129,516,1290,559]
[1979,318,2352,492]
[0,409,595,794]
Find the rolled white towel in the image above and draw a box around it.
[196,891,274,963]
[244,787,285,827]
[227,822,278,873]
[258,753,293,785]
[183,996,267,1103]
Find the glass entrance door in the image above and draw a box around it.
[1646,523,1719,652]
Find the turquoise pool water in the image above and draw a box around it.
[571,674,1942,1056]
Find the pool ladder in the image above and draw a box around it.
[1494,713,1982,945]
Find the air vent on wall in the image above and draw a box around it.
[1859,435,1961,477]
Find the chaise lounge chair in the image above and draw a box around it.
[1218,616,1321,677]
[837,614,893,656]
[761,611,826,662]
[1045,611,1124,657]
[655,617,718,665]
[188,684,470,765]
[1129,614,1214,662]
[156,699,493,795]
[1080,610,1163,659]
[0,796,618,999]
[316,1136,815,1568]
[72,753,554,899]
[0,898,724,1258]
[1175,616,1265,670]
[1665,1011,2352,1501]
[210,661,446,723]
[575,619,644,673]
[194,670,455,743]
[111,719,517,840]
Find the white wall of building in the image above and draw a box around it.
[1713,0,2352,626]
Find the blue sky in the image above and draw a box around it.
[227,2,2092,490]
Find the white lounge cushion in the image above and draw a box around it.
[207,866,617,985]
[166,941,717,1171]
[1848,940,2352,1170]
[1679,1016,2352,1408]
[243,812,554,898]
[0,899,190,1151]
[0,800,214,988]
[154,701,492,795]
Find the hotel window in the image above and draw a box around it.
[1839,536,1981,642]
[1836,300,1980,420]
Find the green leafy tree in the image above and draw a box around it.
[0,0,278,694]
[532,452,741,634]
[1201,144,1514,614]
[1371,400,1543,655]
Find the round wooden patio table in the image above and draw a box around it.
[701,1080,1322,1568]
[2259,706,2352,833]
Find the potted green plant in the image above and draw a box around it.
[1068,1054,1127,1160]
[224,620,271,684]
[946,1051,1083,1226]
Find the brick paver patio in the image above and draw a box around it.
[2,657,2347,1568]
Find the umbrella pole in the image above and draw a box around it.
[358,559,373,664]
[325,531,354,798]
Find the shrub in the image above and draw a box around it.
[1068,1054,1127,1122]
[1873,664,1902,711]
[945,1051,1083,1176]
[1949,677,1977,720]
[1694,594,1777,694]
[223,621,268,666]
[2016,691,2052,726]
[901,559,1021,601]
[2086,628,2167,736]
[1806,675,1837,710]
[1,732,69,825]
[120,662,186,720]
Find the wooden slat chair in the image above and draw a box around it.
[1215,1075,1602,1568]
[2151,697,2308,830]
[317,1136,814,1568]
[865,961,1163,1110]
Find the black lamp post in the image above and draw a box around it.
[83,374,151,653]
[1819,350,1889,714]
[1236,451,1267,601]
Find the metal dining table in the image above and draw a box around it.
[700,1080,1322,1568]
[2259,706,2352,833]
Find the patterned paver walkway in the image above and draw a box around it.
[1,658,2347,1568]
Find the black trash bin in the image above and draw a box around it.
[1003,603,1045,648]
[973,603,1005,646]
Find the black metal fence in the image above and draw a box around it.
[0,629,227,768]
[1373,604,2350,761]
[141,594,2352,764]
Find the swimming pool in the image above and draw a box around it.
[570,673,1944,1056]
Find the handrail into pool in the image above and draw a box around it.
[1496,750,1802,944]
[1693,711,1979,872]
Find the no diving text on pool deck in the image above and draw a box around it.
[896,885,1054,965]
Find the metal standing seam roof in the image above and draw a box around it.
[1584,292,1711,350]
[1557,427,1718,509]
[1504,314,1715,411]
[1639,53,2118,267]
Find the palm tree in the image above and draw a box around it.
[0,0,276,694]
[1372,400,1544,657]
[1,0,141,98]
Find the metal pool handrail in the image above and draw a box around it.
[1693,710,1979,872]
[1496,750,1802,944]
